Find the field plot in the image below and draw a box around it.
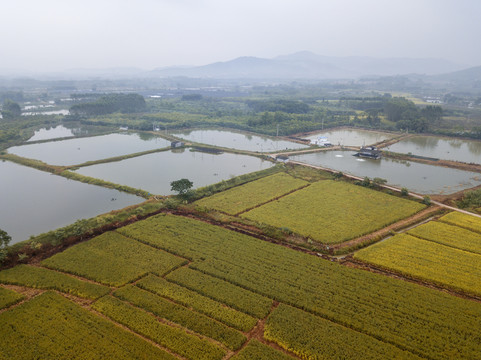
[117,213,481,360]
[0,287,24,309]
[166,267,272,319]
[93,295,225,360]
[113,285,246,350]
[137,274,257,332]
[241,180,425,244]
[439,211,481,234]
[231,340,295,360]
[0,264,110,299]
[0,292,175,360]
[195,172,309,214]
[354,233,481,296]
[408,220,481,255]
[265,304,422,360]
[42,231,187,286]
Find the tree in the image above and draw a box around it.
[0,228,11,263]
[170,178,194,200]
[1,99,21,119]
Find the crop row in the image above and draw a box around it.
[241,180,425,244]
[166,267,272,318]
[0,265,110,300]
[353,233,481,296]
[265,304,422,360]
[137,274,257,332]
[118,213,481,360]
[439,211,481,234]
[407,220,481,255]
[230,340,294,360]
[0,292,175,359]
[195,172,309,215]
[113,284,246,350]
[42,231,187,286]
[0,286,24,309]
[93,295,225,360]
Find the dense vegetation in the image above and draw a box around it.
[69,93,146,116]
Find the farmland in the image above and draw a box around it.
[0,264,110,299]
[195,172,309,214]
[0,292,176,360]
[439,211,481,234]
[117,213,481,360]
[265,304,422,359]
[1,205,481,358]
[0,287,24,309]
[241,180,425,243]
[353,233,481,296]
[42,231,187,286]
[407,220,481,254]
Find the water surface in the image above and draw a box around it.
[385,135,481,164]
[306,129,395,147]
[9,132,170,166]
[28,125,75,141]
[291,151,481,195]
[172,129,308,152]
[75,149,274,195]
[0,161,142,244]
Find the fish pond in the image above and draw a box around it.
[9,132,171,166]
[171,129,308,152]
[0,161,143,244]
[290,150,481,195]
[74,149,274,195]
[384,135,481,164]
[305,128,395,147]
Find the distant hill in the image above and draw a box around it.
[149,51,466,80]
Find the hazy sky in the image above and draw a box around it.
[2,0,480,72]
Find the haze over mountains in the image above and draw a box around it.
[0,51,477,83]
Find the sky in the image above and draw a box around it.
[1,0,481,73]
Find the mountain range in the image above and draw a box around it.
[148,51,467,80]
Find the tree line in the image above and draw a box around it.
[69,93,146,116]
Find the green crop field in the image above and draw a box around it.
[93,295,225,360]
[113,285,246,350]
[241,180,425,243]
[166,267,272,318]
[354,233,481,296]
[231,340,295,360]
[0,292,176,360]
[0,264,110,299]
[195,172,309,214]
[117,213,481,360]
[137,274,257,332]
[408,220,481,254]
[265,304,422,360]
[0,287,24,309]
[42,231,187,286]
[439,211,481,234]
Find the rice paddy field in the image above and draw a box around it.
[354,212,481,296]
[240,180,425,244]
[1,181,481,359]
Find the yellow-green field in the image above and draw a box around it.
[2,213,481,359]
[195,172,309,214]
[241,180,425,244]
[354,232,481,296]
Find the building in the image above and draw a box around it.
[171,141,185,148]
[354,146,381,159]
